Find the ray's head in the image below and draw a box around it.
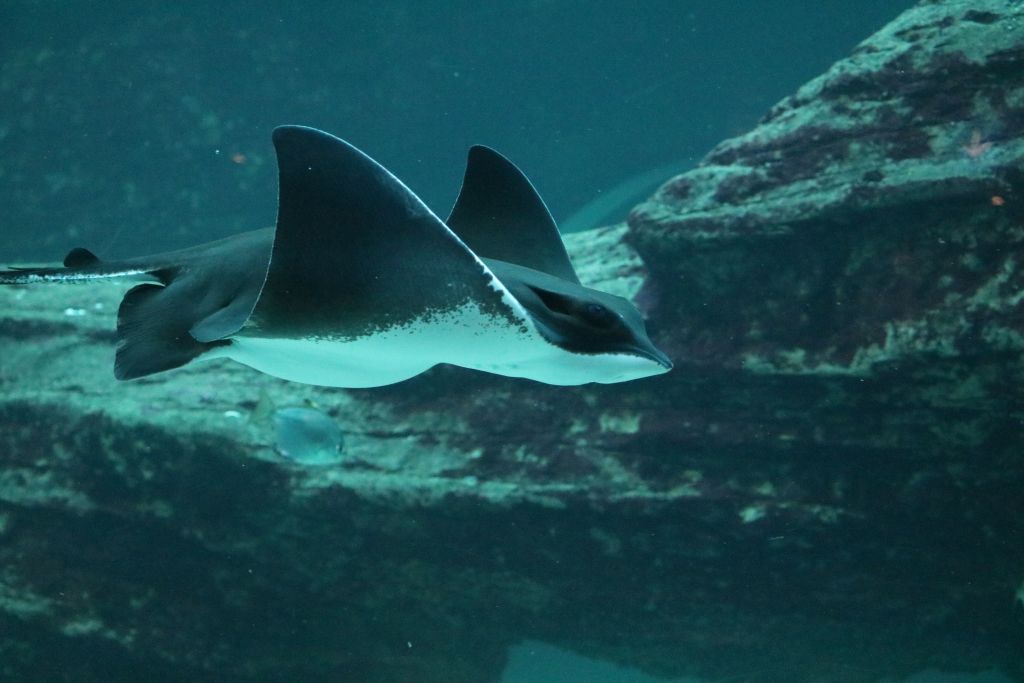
[488,260,673,385]
[527,284,673,382]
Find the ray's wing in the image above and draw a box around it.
[446,145,580,284]
[248,126,529,339]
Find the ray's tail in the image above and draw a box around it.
[0,248,156,285]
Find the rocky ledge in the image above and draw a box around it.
[2,1,1023,682]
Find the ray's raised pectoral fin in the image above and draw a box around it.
[447,145,579,284]
[248,126,525,338]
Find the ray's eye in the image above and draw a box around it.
[580,302,616,328]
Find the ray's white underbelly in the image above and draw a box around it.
[214,305,544,387]
[220,335,442,387]
[205,303,665,387]
[217,329,662,387]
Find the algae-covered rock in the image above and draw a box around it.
[1,1,1023,682]
[630,0,1024,379]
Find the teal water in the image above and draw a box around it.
[1,1,907,260]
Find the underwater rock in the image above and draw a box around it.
[0,2,1022,683]
[630,0,1024,378]
[272,406,344,464]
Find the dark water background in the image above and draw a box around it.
[4,0,905,261]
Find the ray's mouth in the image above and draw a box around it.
[633,345,673,371]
